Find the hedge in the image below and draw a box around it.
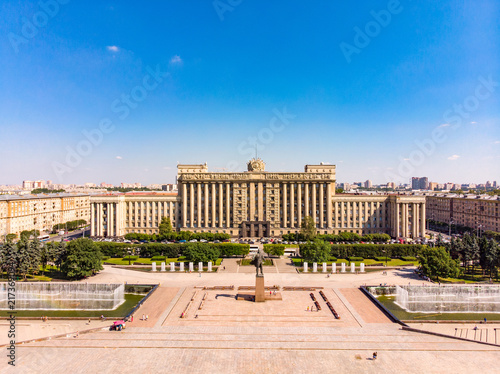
[94,242,131,257]
[401,256,417,261]
[348,257,364,262]
[151,256,167,261]
[263,244,285,257]
[123,255,138,261]
[330,244,425,259]
[375,256,391,261]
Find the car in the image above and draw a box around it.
[214,240,220,243]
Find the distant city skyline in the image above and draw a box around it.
[1,1,499,185]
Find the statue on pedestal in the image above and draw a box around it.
[251,248,265,276]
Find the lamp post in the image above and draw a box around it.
[449,219,454,238]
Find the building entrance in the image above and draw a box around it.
[240,221,270,238]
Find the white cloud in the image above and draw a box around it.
[116,156,122,159]
[403,158,410,161]
[447,155,460,161]
[169,55,182,65]
[438,123,450,128]
[163,166,172,170]
[494,140,500,144]
[470,121,477,124]
[107,45,119,52]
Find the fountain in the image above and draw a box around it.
[160,262,166,272]
[351,263,355,273]
[360,263,365,273]
[189,262,194,272]
[322,263,327,273]
[303,262,308,272]
[313,263,317,272]
[198,262,203,272]
[332,263,336,273]
[395,285,500,313]
[170,262,175,272]
[180,262,184,272]
[208,262,212,272]
[341,263,346,273]
[0,283,125,310]
[151,262,157,272]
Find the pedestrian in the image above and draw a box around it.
[146,315,149,321]
[88,318,91,325]
[307,306,309,311]
[373,352,377,360]
[142,314,145,321]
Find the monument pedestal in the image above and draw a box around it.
[255,275,265,302]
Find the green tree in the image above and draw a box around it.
[300,216,317,241]
[418,247,460,282]
[20,230,40,241]
[60,238,103,279]
[5,233,17,243]
[182,243,220,263]
[300,240,331,263]
[16,240,32,280]
[335,188,344,194]
[159,216,173,235]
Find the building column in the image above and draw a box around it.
[225,184,230,228]
[211,184,216,228]
[204,183,209,228]
[395,203,400,238]
[420,203,426,237]
[109,203,113,237]
[290,183,295,228]
[249,182,255,221]
[319,184,324,229]
[91,203,95,236]
[218,183,223,228]
[282,183,287,228]
[312,183,317,226]
[197,183,202,229]
[326,183,332,228]
[297,183,302,227]
[189,183,194,228]
[305,183,310,218]
[257,182,263,222]
[99,203,104,236]
[182,183,187,227]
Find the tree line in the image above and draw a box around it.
[0,238,102,280]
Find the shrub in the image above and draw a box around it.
[402,256,417,261]
[151,256,166,261]
[263,244,285,257]
[375,256,391,261]
[328,257,337,262]
[330,244,425,259]
[123,255,138,261]
[348,257,364,262]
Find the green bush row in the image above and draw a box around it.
[348,257,364,261]
[123,255,138,261]
[330,244,425,259]
[263,244,285,256]
[375,256,390,261]
[401,256,417,261]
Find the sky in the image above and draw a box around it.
[0,0,499,186]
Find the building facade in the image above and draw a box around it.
[426,193,500,233]
[0,193,90,238]
[90,160,426,239]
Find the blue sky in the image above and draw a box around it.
[0,0,499,186]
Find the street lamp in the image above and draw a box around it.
[449,219,454,237]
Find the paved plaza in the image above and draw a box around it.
[1,264,499,373]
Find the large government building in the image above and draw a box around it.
[90,159,426,239]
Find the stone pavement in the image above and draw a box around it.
[2,266,499,373]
